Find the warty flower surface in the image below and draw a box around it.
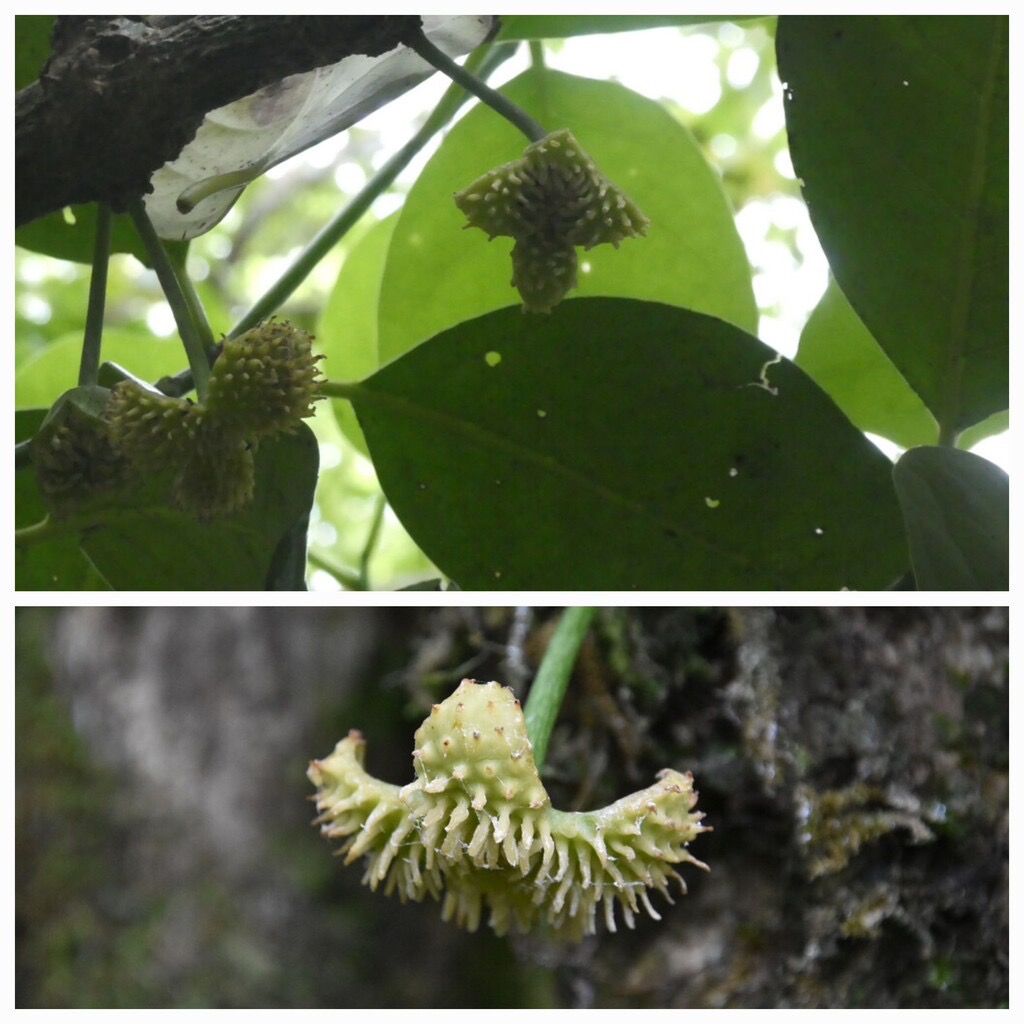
[454,129,649,313]
[309,679,709,939]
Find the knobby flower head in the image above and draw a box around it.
[454,129,649,313]
[309,679,709,940]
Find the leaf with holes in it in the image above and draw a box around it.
[892,445,1008,591]
[777,16,1008,434]
[350,298,907,590]
[144,16,495,240]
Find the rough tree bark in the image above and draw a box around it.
[16,15,424,226]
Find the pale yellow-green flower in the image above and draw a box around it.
[309,679,709,940]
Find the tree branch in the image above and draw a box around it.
[16,15,423,227]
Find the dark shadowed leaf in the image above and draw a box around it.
[80,424,319,590]
[777,16,1008,434]
[353,298,906,590]
[892,446,1008,591]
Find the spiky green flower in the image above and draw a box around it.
[106,381,204,467]
[454,129,649,312]
[168,418,255,521]
[206,320,324,437]
[106,380,255,520]
[309,679,709,940]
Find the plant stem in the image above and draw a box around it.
[406,31,547,143]
[168,245,217,354]
[79,203,111,387]
[306,547,363,590]
[127,198,211,401]
[524,607,597,770]
[358,493,387,590]
[229,42,516,338]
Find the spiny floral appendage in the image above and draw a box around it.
[309,679,709,940]
[206,320,324,436]
[100,321,322,519]
[105,383,254,520]
[454,129,650,313]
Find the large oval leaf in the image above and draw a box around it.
[776,16,1008,434]
[352,298,906,590]
[892,446,1008,591]
[378,69,757,363]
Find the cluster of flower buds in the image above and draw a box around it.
[454,129,649,312]
[100,320,322,520]
[309,679,709,940]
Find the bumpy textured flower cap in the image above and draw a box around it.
[206,320,324,437]
[310,679,709,940]
[454,129,649,313]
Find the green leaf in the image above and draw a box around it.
[317,215,398,457]
[795,277,937,449]
[16,328,191,410]
[79,424,319,590]
[497,16,761,39]
[16,207,152,266]
[892,446,1008,590]
[957,410,1008,453]
[378,69,757,363]
[15,15,54,89]
[776,16,1008,434]
[353,298,906,590]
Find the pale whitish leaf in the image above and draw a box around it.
[145,16,495,240]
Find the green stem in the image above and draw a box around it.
[127,198,212,401]
[358,493,387,590]
[406,31,547,143]
[168,245,217,354]
[79,204,111,387]
[229,42,516,338]
[524,607,597,770]
[306,547,363,590]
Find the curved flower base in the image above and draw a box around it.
[308,679,709,939]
